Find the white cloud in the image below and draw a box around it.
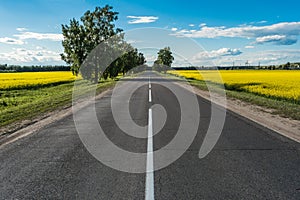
[127,16,158,24]
[255,35,297,45]
[0,37,24,45]
[0,48,61,63]
[245,45,255,49]
[14,31,63,41]
[35,46,45,50]
[215,48,242,56]
[172,22,300,45]
[236,50,300,65]
[199,23,207,27]
[257,20,268,24]
[193,48,242,60]
[171,27,178,31]
[189,24,195,27]
[16,27,28,32]
[177,29,190,34]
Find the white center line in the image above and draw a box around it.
[145,76,154,200]
[149,89,152,103]
[149,75,152,102]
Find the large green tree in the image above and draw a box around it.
[61,5,122,82]
[61,19,86,76]
[61,5,147,83]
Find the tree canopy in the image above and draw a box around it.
[61,5,146,83]
[153,47,174,73]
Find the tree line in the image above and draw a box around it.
[178,62,300,70]
[0,64,70,72]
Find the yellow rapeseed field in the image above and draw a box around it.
[0,72,77,90]
[168,70,300,102]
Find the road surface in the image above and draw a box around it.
[1,71,300,199]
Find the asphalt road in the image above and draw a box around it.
[1,71,299,199]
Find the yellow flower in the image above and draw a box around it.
[0,72,77,90]
[168,70,300,102]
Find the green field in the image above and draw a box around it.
[0,72,117,134]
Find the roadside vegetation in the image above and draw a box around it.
[0,72,117,131]
[167,70,300,120]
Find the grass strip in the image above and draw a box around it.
[0,79,116,129]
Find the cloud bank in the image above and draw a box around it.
[0,48,61,64]
[14,31,63,41]
[173,22,300,45]
[193,48,242,60]
[255,35,297,45]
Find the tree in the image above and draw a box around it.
[157,47,174,67]
[153,47,174,73]
[61,5,122,82]
[284,62,291,70]
[61,5,147,82]
[118,48,146,75]
[94,43,146,79]
[137,52,146,66]
[61,19,87,76]
[121,48,138,75]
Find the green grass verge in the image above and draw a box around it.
[166,73,300,120]
[0,79,117,129]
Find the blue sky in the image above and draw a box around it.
[1,0,300,66]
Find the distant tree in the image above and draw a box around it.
[153,47,174,73]
[157,47,174,67]
[284,62,291,70]
[0,64,6,71]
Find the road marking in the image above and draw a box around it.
[149,74,152,102]
[149,89,152,102]
[145,75,154,200]
[146,108,154,200]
